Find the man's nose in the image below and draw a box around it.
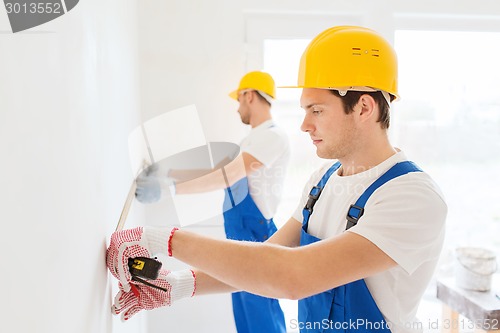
[300,114,312,133]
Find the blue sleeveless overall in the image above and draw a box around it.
[299,161,422,333]
[223,177,286,333]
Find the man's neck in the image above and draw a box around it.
[338,138,397,176]
[249,108,272,128]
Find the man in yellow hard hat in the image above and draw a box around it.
[221,71,288,333]
[107,26,447,333]
[134,70,289,333]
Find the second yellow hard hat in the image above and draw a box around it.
[229,71,276,101]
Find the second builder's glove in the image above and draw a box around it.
[135,163,178,203]
[135,166,162,203]
[113,269,196,321]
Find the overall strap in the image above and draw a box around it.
[345,161,423,230]
[302,161,342,229]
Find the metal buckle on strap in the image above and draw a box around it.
[304,186,323,213]
[346,204,364,230]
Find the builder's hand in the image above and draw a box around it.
[135,165,162,203]
[106,226,176,291]
[112,269,196,321]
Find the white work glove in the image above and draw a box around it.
[135,163,178,203]
[106,226,178,292]
[112,269,196,321]
[135,175,161,203]
[135,165,163,203]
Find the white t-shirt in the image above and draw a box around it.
[241,119,290,220]
[292,151,447,333]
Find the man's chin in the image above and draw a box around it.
[315,149,326,159]
[316,149,335,160]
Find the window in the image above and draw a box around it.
[394,30,500,252]
[394,29,500,327]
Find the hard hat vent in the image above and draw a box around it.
[352,48,380,57]
[352,47,362,56]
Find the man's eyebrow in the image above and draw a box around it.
[302,103,324,110]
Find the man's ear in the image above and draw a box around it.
[358,94,376,120]
[246,90,256,103]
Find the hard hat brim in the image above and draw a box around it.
[228,90,239,100]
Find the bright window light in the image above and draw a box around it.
[394,30,500,252]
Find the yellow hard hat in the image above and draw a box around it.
[229,71,276,101]
[286,26,399,101]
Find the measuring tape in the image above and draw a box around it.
[114,169,164,292]
[128,257,167,292]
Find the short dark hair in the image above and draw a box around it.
[242,90,271,107]
[330,90,390,129]
[253,90,271,106]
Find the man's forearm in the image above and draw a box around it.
[193,270,240,296]
[168,226,398,301]
[174,167,234,194]
[169,169,215,182]
[174,155,248,194]
[170,230,295,299]
[168,157,232,183]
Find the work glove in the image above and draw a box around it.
[112,269,196,321]
[106,226,177,292]
[135,164,162,203]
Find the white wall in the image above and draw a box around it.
[0,1,145,332]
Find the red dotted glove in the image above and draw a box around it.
[106,226,174,292]
[112,269,196,321]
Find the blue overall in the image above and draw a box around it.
[223,177,286,333]
[299,161,422,333]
